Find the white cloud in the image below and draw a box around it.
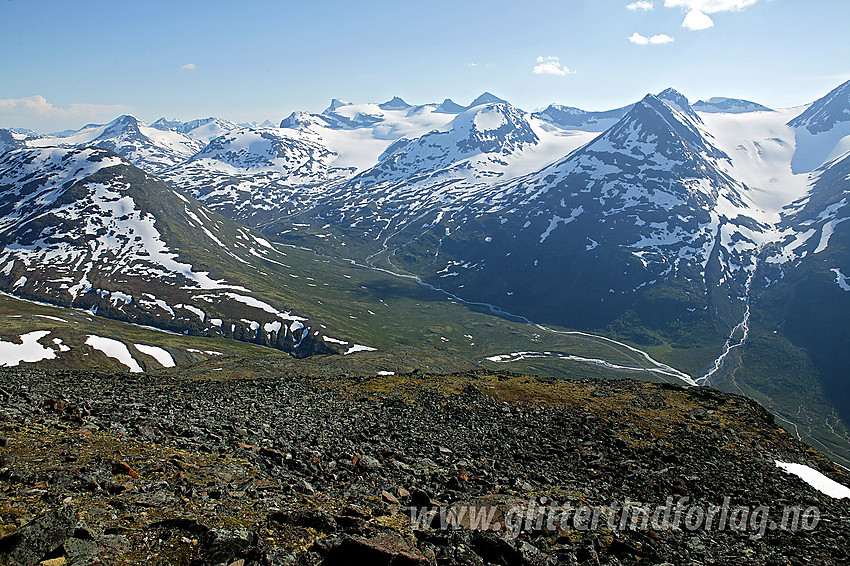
[629,32,675,45]
[533,56,575,76]
[0,95,127,132]
[180,63,197,70]
[682,9,715,29]
[664,0,757,29]
[626,1,654,10]
[663,0,757,12]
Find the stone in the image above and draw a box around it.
[295,480,315,495]
[381,490,400,504]
[0,506,77,566]
[358,456,381,471]
[110,460,140,479]
[321,531,430,566]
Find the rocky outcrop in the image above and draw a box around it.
[0,367,848,565]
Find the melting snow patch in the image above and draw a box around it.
[0,331,57,367]
[36,315,68,323]
[830,268,850,292]
[322,336,348,345]
[344,344,377,355]
[85,335,143,373]
[222,293,306,321]
[539,207,583,243]
[134,344,175,368]
[377,371,395,376]
[264,321,282,334]
[12,276,26,289]
[775,461,850,499]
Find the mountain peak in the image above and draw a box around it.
[280,111,325,129]
[788,79,850,134]
[434,98,466,114]
[692,97,773,114]
[151,117,179,131]
[111,114,142,126]
[587,93,724,162]
[468,92,508,107]
[378,96,412,110]
[657,88,690,110]
[323,99,353,114]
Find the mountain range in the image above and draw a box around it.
[2,81,850,465]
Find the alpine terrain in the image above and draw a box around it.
[1,80,850,565]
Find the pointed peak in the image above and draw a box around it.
[151,117,180,131]
[378,96,412,110]
[468,92,508,107]
[434,98,466,114]
[323,99,353,114]
[111,114,142,125]
[656,88,690,110]
[636,93,693,120]
[101,114,143,135]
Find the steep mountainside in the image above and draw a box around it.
[381,92,763,355]
[0,147,333,356]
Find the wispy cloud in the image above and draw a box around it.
[626,1,654,10]
[0,95,127,132]
[0,95,125,119]
[629,32,675,44]
[533,56,575,76]
[180,63,197,71]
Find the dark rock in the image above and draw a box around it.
[0,506,78,566]
[269,509,337,532]
[320,531,431,565]
[294,480,315,495]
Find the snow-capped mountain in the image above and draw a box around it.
[532,103,633,132]
[354,102,540,184]
[3,81,850,464]
[277,100,600,245]
[27,115,203,174]
[159,126,354,222]
[0,129,26,154]
[692,97,773,114]
[151,116,239,144]
[787,81,850,173]
[160,95,523,224]
[393,91,763,339]
[0,146,335,356]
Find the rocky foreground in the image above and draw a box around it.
[0,365,848,565]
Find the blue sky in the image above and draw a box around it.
[1,0,849,131]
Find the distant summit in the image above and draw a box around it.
[693,97,773,114]
[378,96,412,110]
[468,92,509,107]
[434,98,467,114]
[323,98,353,114]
